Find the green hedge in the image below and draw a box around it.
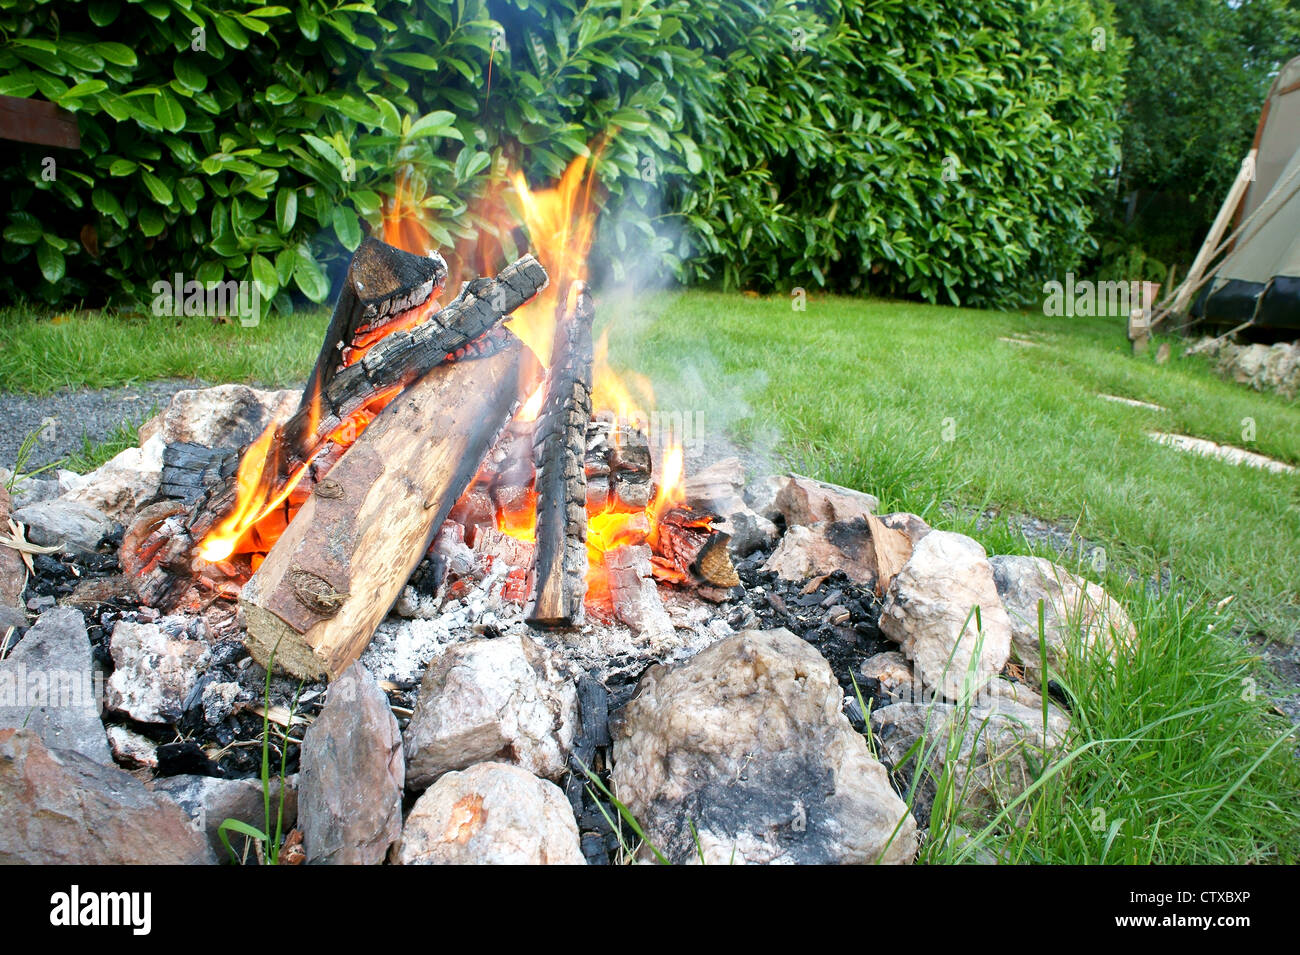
[0,0,1126,312]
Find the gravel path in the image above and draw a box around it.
[0,380,201,470]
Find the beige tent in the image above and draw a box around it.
[1165,55,1300,332]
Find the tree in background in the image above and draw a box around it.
[1095,0,1300,282]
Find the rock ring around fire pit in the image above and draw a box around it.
[0,235,1134,864]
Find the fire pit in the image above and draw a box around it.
[2,157,1105,867]
[119,226,738,681]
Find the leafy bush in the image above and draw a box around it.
[0,0,1126,312]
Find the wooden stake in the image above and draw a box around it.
[241,334,535,679]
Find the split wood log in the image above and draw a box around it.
[605,544,672,635]
[525,282,595,629]
[584,413,653,513]
[241,333,536,680]
[301,236,448,413]
[584,412,614,513]
[609,423,652,510]
[651,506,740,601]
[156,239,449,507]
[130,252,548,610]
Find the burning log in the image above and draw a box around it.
[129,249,548,610]
[584,414,613,513]
[584,413,653,514]
[303,237,448,408]
[605,544,672,636]
[241,332,536,680]
[525,281,595,629]
[651,506,741,602]
[609,423,653,510]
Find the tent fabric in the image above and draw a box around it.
[1195,55,1300,330]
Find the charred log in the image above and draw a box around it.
[609,423,652,510]
[525,281,595,629]
[129,252,548,610]
[651,506,740,600]
[303,237,448,412]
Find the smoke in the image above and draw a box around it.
[588,180,788,482]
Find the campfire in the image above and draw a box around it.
[120,157,738,680]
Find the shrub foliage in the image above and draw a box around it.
[0,0,1126,312]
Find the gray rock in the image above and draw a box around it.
[0,728,215,864]
[150,773,298,862]
[404,634,577,789]
[880,531,1012,700]
[105,620,207,723]
[0,607,109,764]
[393,761,585,865]
[989,554,1135,685]
[2,474,61,509]
[12,498,119,554]
[611,628,917,865]
[870,697,1070,824]
[299,663,403,865]
[0,605,27,633]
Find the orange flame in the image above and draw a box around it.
[197,141,691,611]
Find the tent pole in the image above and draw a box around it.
[1155,150,1256,326]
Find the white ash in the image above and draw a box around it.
[361,564,738,687]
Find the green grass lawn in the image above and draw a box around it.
[604,291,1300,643]
[3,291,1298,862]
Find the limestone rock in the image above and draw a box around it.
[611,628,917,864]
[151,772,298,861]
[870,697,1070,823]
[106,620,207,723]
[0,728,214,864]
[298,663,403,865]
[859,651,917,702]
[404,634,577,789]
[0,607,108,764]
[880,531,1012,700]
[66,435,165,521]
[989,554,1135,684]
[143,384,299,448]
[107,724,158,769]
[12,498,118,555]
[774,474,880,527]
[393,761,584,865]
[762,516,911,593]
